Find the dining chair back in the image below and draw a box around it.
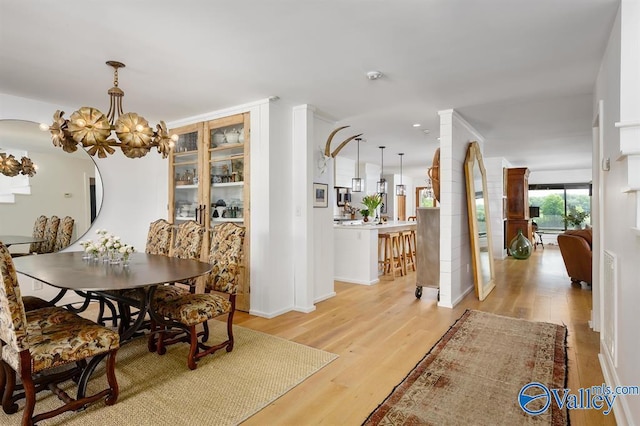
[28,215,48,254]
[39,215,60,253]
[206,222,246,294]
[149,222,246,370]
[170,220,205,260]
[145,218,174,255]
[53,216,74,252]
[169,220,205,292]
[0,241,120,424]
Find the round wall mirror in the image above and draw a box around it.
[0,120,103,251]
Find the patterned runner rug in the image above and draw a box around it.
[363,310,568,425]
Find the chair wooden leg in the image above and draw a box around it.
[147,320,158,352]
[202,320,210,342]
[19,353,36,426]
[156,326,167,355]
[226,312,235,352]
[0,359,5,408]
[1,361,18,414]
[188,325,199,370]
[104,351,119,406]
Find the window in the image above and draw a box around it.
[528,183,591,231]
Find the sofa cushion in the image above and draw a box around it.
[564,228,592,249]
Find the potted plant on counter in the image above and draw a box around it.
[361,194,382,223]
[359,209,370,222]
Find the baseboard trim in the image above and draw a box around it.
[599,341,632,425]
[293,305,317,314]
[333,276,379,285]
[314,292,336,304]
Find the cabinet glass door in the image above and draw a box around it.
[169,124,203,224]
[206,114,247,225]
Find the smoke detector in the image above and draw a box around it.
[366,71,383,80]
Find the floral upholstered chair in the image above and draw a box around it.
[146,218,174,256]
[170,220,205,260]
[97,218,176,328]
[28,215,47,254]
[149,222,245,370]
[53,216,74,252]
[168,220,205,292]
[39,215,60,254]
[0,242,120,425]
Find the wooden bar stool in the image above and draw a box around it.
[402,230,416,273]
[378,233,392,277]
[390,232,405,276]
[378,232,403,279]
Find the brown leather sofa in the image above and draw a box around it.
[557,228,592,285]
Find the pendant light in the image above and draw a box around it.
[396,153,406,196]
[351,137,363,192]
[377,146,387,194]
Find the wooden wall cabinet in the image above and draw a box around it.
[169,112,250,311]
[506,167,531,246]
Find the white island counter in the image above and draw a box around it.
[334,221,416,285]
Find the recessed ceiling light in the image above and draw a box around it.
[422,129,430,134]
[437,137,441,141]
[413,123,421,127]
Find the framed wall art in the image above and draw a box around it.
[313,183,328,208]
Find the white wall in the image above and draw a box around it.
[484,157,510,259]
[529,168,592,185]
[594,2,640,424]
[437,109,479,308]
[311,114,336,303]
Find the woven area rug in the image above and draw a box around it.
[1,321,337,426]
[363,310,568,425]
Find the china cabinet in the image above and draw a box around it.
[506,167,531,248]
[169,112,250,311]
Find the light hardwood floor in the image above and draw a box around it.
[235,245,616,425]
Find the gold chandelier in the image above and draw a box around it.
[41,61,177,159]
[0,152,36,177]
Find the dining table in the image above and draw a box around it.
[0,234,46,247]
[13,250,213,397]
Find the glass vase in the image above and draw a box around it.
[509,228,533,260]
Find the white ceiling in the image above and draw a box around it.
[0,0,619,177]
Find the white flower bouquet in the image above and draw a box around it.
[81,229,135,265]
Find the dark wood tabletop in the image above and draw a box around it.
[13,251,213,292]
[0,235,46,247]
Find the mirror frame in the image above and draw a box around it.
[464,141,495,300]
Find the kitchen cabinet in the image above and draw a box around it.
[334,156,355,188]
[169,112,250,311]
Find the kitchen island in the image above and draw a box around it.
[334,221,416,285]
